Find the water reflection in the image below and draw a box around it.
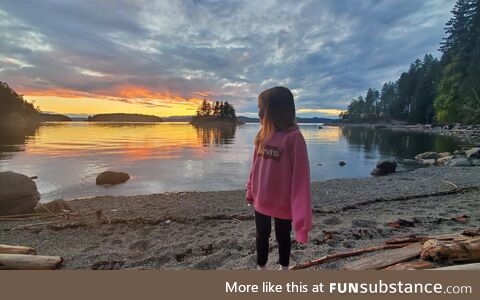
[193,125,236,146]
[0,125,37,160]
[0,122,461,201]
[341,127,458,160]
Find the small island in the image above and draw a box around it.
[86,113,163,122]
[191,100,244,127]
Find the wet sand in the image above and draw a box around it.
[1,166,479,270]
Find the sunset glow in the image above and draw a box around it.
[23,88,206,117]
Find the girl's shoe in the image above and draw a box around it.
[278,265,289,271]
[257,264,267,270]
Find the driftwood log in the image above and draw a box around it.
[289,243,410,270]
[0,254,63,270]
[432,263,480,270]
[343,243,423,270]
[0,244,37,255]
[420,238,480,263]
[383,261,434,270]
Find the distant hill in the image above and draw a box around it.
[237,116,340,124]
[39,113,72,122]
[87,113,163,122]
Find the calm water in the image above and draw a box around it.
[0,122,459,201]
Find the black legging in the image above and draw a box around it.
[255,210,292,267]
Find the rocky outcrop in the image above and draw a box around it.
[0,171,40,215]
[96,171,131,185]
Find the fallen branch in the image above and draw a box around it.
[441,180,458,189]
[289,243,411,270]
[10,216,69,231]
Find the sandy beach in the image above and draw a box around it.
[1,165,479,270]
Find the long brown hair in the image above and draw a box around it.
[255,86,297,155]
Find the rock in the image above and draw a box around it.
[0,171,41,216]
[454,150,466,156]
[420,159,437,166]
[318,125,323,129]
[471,159,480,166]
[438,152,451,158]
[445,157,472,167]
[415,151,439,160]
[96,171,131,185]
[465,147,480,159]
[371,160,397,176]
[34,199,72,214]
[437,155,454,165]
[338,161,346,166]
[402,159,420,165]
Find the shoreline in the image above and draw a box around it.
[1,165,479,270]
[326,123,480,145]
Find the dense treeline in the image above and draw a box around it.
[0,81,39,122]
[0,81,40,141]
[193,100,238,122]
[87,113,162,122]
[341,0,480,124]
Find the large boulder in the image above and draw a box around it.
[371,160,397,176]
[465,147,480,159]
[0,171,40,216]
[96,171,130,185]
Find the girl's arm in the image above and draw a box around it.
[290,132,312,244]
[245,144,258,201]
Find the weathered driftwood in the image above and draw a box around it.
[0,244,36,255]
[431,263,480,270]
[463,228,480,237]
[420,238,480,263]
[289,243,410,270]
[383,261,434,270]
[343,243,423,270]
[0,254,63,270]
[384,232,474,245]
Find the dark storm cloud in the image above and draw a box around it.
[0,0,454,116]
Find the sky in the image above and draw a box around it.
[0,0,455,118]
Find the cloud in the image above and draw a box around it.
[0,0,454,116]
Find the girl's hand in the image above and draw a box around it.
[246,197,254,204]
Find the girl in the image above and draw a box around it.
[245,86,312,270]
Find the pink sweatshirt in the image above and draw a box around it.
[245,126,312,243]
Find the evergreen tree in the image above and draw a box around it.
[435,0,478,123]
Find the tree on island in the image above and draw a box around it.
[340,0,480,124]
[193,99,238,123]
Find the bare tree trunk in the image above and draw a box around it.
[0,254,63,270]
